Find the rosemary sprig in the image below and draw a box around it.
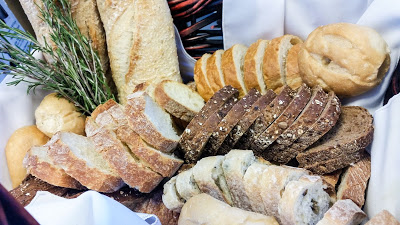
[0,0,115,115]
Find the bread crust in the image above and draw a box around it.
[365,210,400,225]
[207,50,226,92]
[243,40,269,94]
[316,199,367,225]
[285,43,304,90]
[194,54,214,101]
[222,44,248,97]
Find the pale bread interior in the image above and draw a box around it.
[162,176,184,212]
[279,37,302,85]
[215,50,226,86]
[233,44,249,95]
[29,146,51,163]
[201,54,213,91]
[212,157,233,205]
[163,81,204,113]
[255,40,269,93]
[176,168,201,201]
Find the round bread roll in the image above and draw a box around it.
[298,23,390,97]
[5,125,49,188]
[35,93,86,137]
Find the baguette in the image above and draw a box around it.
[222,44,249,97]
[175,168,201,201]
[162,176,185,213]
[194,53,214,101]
[243,162,270,214]
[316,199,366,225]
[366,210,400,225]
[206,50,226,92]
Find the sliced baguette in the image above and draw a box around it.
[175,167,201,201]
[316,199,366,225]
[365,210,400,225]
[162,176,185,213]
[206,50,226,92]
[194,53,214,101]
[125,91,180,153]
[243,40,270,94]
[243,162,271,214]
[263,35,303,93]
[222,44,249,97]
[23,146,83,189]
[285,43,304,90]
[46,131,124,193]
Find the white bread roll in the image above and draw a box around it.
[298,23,390,97]
[178,193,279,225]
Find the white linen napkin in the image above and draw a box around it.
[25,191,161,225]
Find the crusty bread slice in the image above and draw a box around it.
[321,169,343,204]
[162,176,185,213]
[365,210,400,225]
[222,44,249,97]
[125,91,180,153]
[254,84,312,154]
[192,156,233,205]
[316,199,366,225]
[285,43,304,90]
[155,80,205,123]
[23,146,83,189]
[263,35,303,93]
[175,167,201,201]
[46,132,124,193]
[194,53,214,101]
[243,162,271,214]
[206,50,226,92]
[279,176,331,225]
[243,40,270,94]
[222,150,256,211]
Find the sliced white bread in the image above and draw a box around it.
[243,162,270,214]
[46,131,124,193]
[192,156,233,205]
[263,35,303,93]
[162,176,185,213]
[316,199,366,225]
[155,80,205,123]
[194,53,214,101]
[285,43,304,90]
[175,167,201,201]
[222,44,249,97]
[243,39,270,94]
[23,146,83,189]
[222,150,256,211]
[207,49,226,92]
[279,176,331,225]
[125,91,180,153]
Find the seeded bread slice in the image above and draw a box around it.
[266,86,328,163]
[254,84,312,155]
[207,50,226,92]
[219,89,276,154]
[179,86,239,156]
[205,89,261,156]
[297,106,373,166]
[194,53,214,101]
[237,85,294,150]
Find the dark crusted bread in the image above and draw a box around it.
[297,106,374,166]
[179,86,239,155]
[253,84,312,156]
[218,90,276,154]
[266,86,328,163]
[281,91,341,162]
[184,95,239,163]
[237,85,294,151]
[204,89,261,156]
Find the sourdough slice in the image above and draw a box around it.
[316,199,366,225]
[162,176,185,213]
[222,44,249,97]
[125,91,180,153]
[194,53,214,101]
[222,150,256,210]
[266,86,328,163]
[296,106,374,165]
[205,89,261,156]
[238,85,294,150]
[184,93,239,162]
[206,50,226,92]
[46,132,124,193]
[179,86,239,155]
[23,146,83,189]
[243,162,270,214]
[365,210,400,225]
[337,154,371,207]
[253,84,312,154]
[263,35,303,93]
[279,176,331,225]
[154,80,205,122]
[283,91,341,161]
[285,42,304,90]
[220,89,276,154]
[175,167,201,201]
[192,156,233,205]
[243,40,270,94]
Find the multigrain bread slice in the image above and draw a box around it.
[285,42,304,90]
[125,91,180,153]
[222,44,249,97]
[192,156,233,205]
[222,150,256,211]
[253,84,312,154]
[162,176,185,213]
[297,106,374,166]
[219,89,276,154]
[243,162,270,214]
[207,50,226,92]
[179,86,239,156]
[243,40,270,94]
[194,53,214,101]
[237,85,294,150]
[46,132,124,193]
[23,146,83,189]
[337,154,371,207]
[365,210,400,225]
[155,80,205,123]
[316,199,367,225]
[266,86,328,163]
[263,35,303,93]
[205,89,261,156]
[175,167,201,201]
